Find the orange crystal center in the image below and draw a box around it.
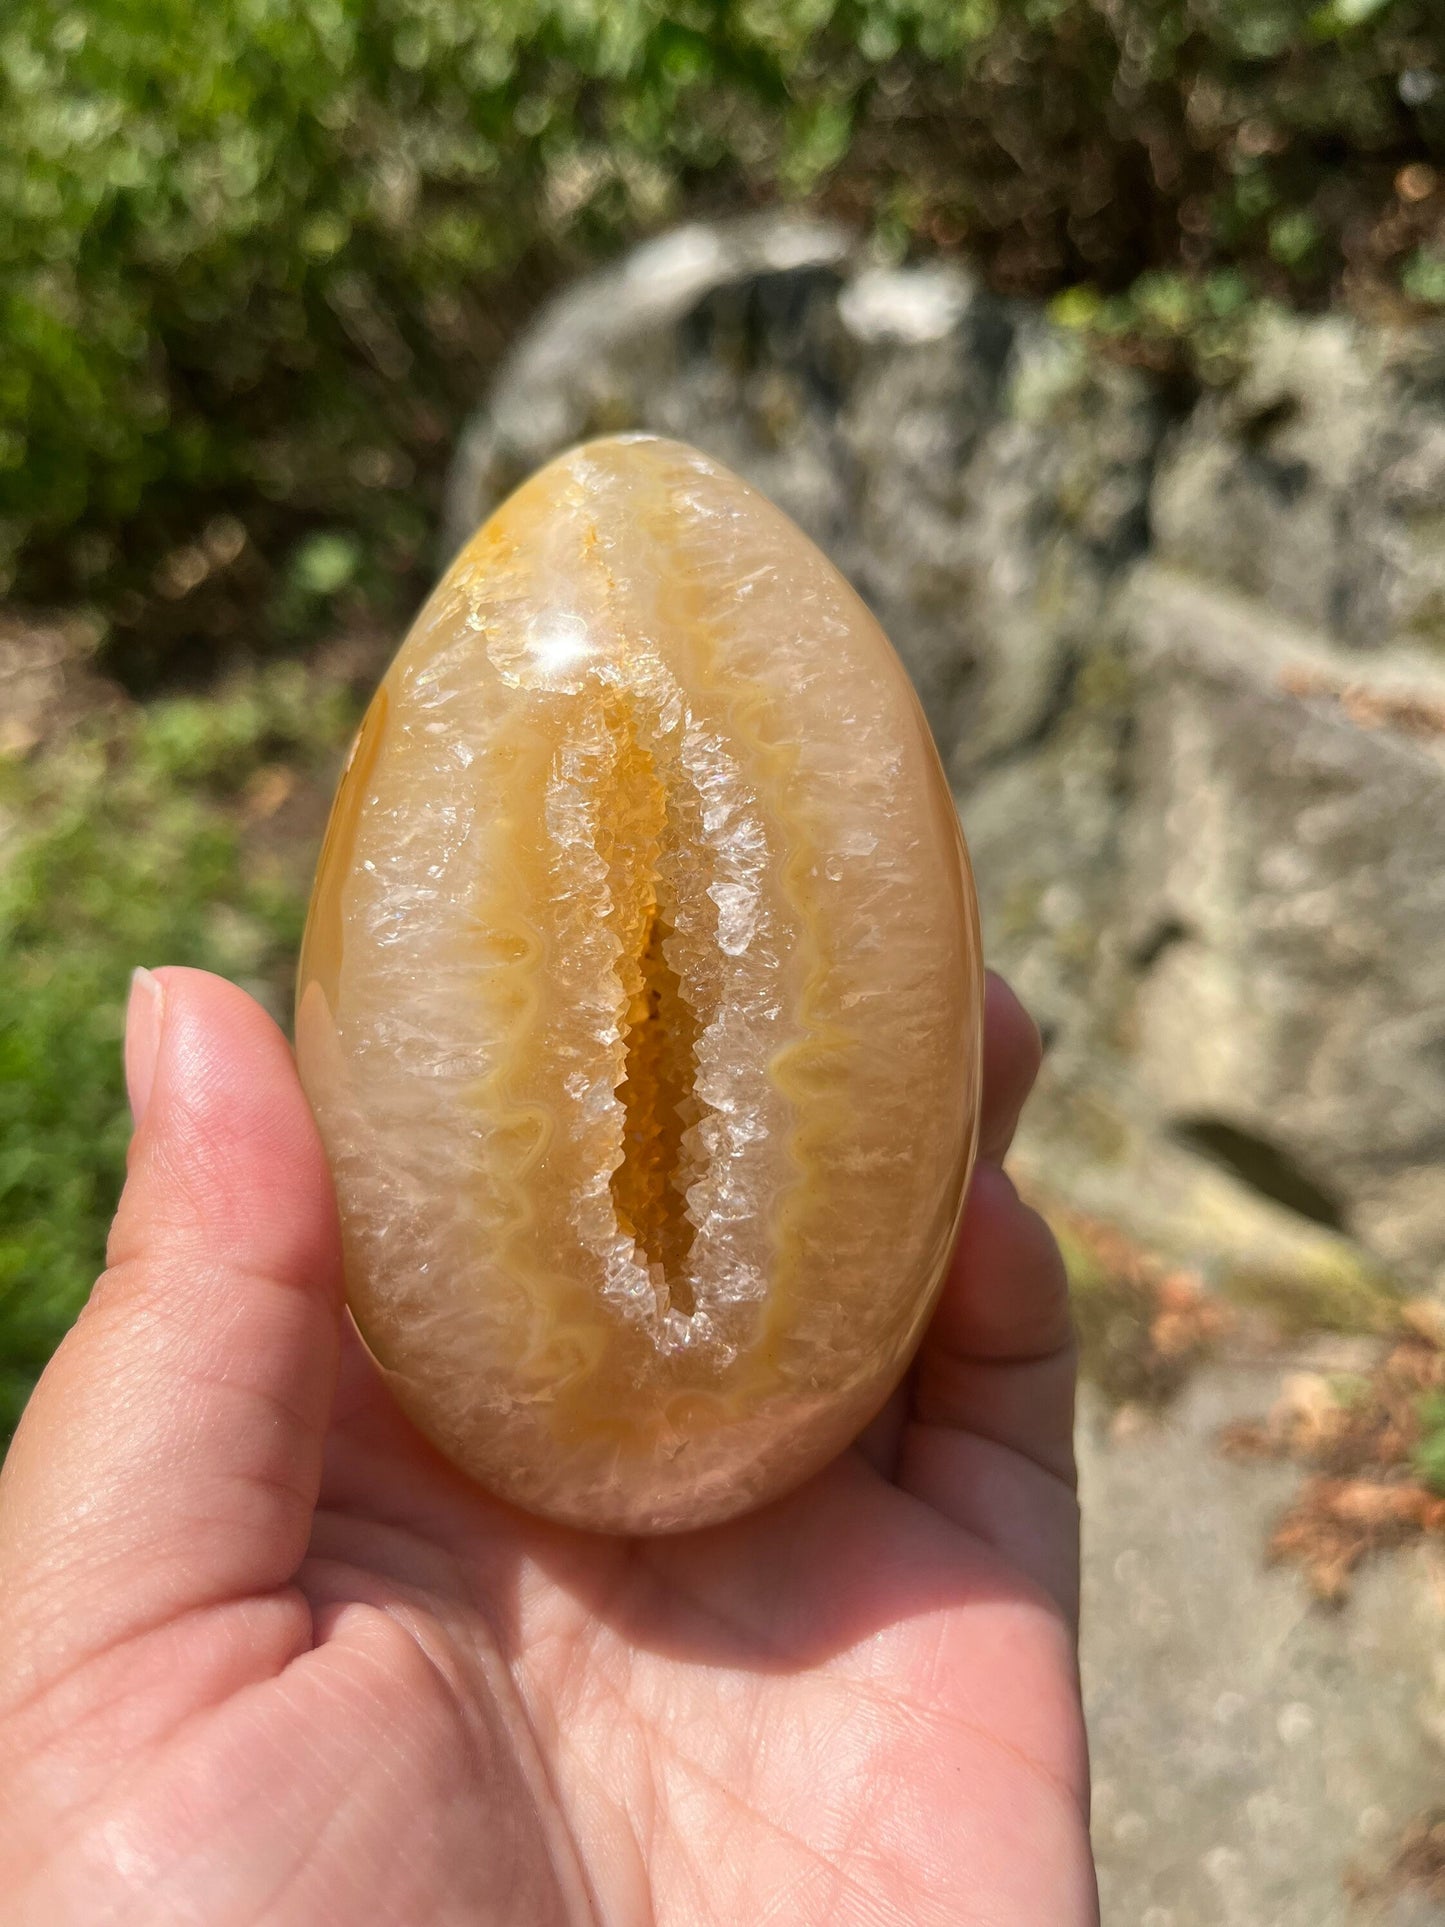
[601,699,702,1313]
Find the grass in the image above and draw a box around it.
[0,661,356,1431]
[1221,1251,1403,1339]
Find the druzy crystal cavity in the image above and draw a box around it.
[297,435,983,1533]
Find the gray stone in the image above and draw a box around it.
[443,213,860,568]
[1121,569,1445,1284]
[1081,1368,1445,1927]
[1152,312,1445,656]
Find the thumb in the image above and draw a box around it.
[0,967,344,1699]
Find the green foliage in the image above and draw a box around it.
[1050,269,1263,381]
[2,0,1441,637]
[0,667,353,1429]
[1404,246,1445,305]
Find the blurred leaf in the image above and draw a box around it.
[1310,0,1397,38]
[1404,246,1445,305]
[1269,209,1321,267]
[291,530,361,598]
[1050,284,1104,330]
[1414,1393,1445,1492]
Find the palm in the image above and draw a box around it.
[285,1338,1087,1926]
[0,970,1095,1925]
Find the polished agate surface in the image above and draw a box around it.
[297,435,983,1532]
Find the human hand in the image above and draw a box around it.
[0,965,1096,1925]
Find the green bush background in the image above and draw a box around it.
[0,665,356,1429]
[2,0,1444,1430]
[5,0,1443,628]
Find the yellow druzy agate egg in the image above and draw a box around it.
[297,435,983,1533]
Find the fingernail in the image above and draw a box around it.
[125,968,165,1126]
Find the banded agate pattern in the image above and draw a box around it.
[297,435,983,1532]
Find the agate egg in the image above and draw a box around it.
[297,435,983,1532]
